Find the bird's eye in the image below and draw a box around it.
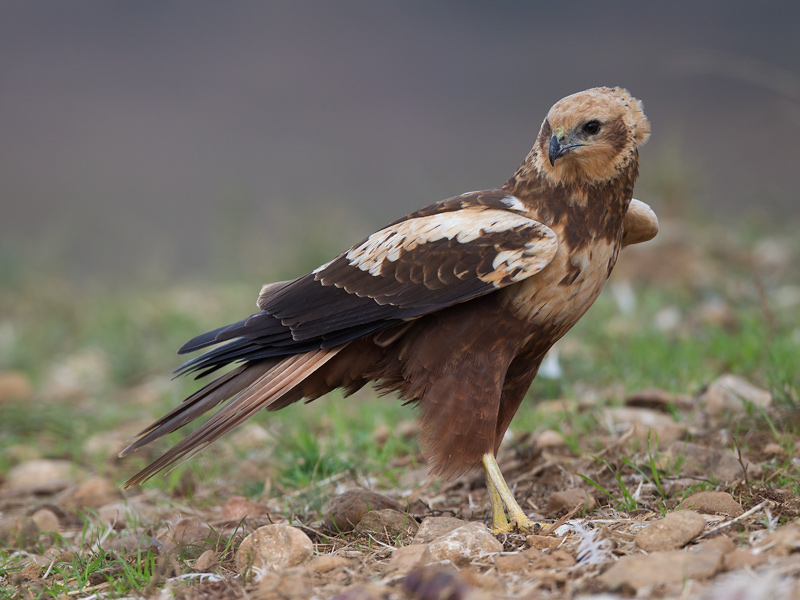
[583,120,601,135]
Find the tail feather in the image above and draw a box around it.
[121,348,343,488]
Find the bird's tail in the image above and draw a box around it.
[119,347,342,488]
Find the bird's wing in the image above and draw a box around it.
[622,198,658,247]
[177,190,558,376]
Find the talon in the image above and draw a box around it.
[483,453,549,534]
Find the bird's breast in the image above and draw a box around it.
[501,235,621,335]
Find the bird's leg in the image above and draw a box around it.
[482,453,544,534]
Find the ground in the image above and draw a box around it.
[1,216,799,599]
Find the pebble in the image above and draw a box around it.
[494,553,529,573]
[723,549,766,570]
[659,441,755,483]
[5,459,81,493]
[599,548,722,592]
[256,566,312,599]
[0,370,33,403]
[535,429,566,449]
[603,406,686,445]
[634,510,706,551]
[526,534,561,550]
[625,388,694,411]
[31,508,60,533]
[161,518,214,552]
[355,508,418,538]
[0,516,39,547]
[703,374,771,417]
[412,516,468,544]
[427,522,503,566]
[678,491,744,517]
[388,544,431,573]
[323,489,402,533]
[228,423,273,451]
[307,555,352,574]
[235,524,314,574]
[221,495,271,521]
[70,476,120,509]
[193,549,219,572]
[546,487,596,515]
[105,533,161,554]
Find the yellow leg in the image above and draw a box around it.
[482,453,544,534]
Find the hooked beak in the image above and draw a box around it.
[548,134,583,166]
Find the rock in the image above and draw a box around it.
[0,516,39,547]
[71,476,120,509]
[221,495,271,521]
[308,555,352,574]
[194,549,219,572]
[235,524,314,574]
[255,566,312,598]
[599,548,722,592]
[370,424,391,447]
[495,553,529,573]
[603,406,686,445]
[634,510,706,551]
[546,487,596,515]
[228,423,273,451]
[756,523,800,556]
[412,516,468,544]
[96,499,155,527]
[427,522,503,566]
[355,509,418,538]
[388,544,432,573]
[403,566,472,600]
[659,441,756,483]
[161,518,215,552]
[323,489,402,533]
[625,388,693,411]
[526,534,561,550]
[0,370,34,403]
[703,374,771,417]
[43,348,110,401]
[678,491,744,517]
[5,459,80,494]
[31,509,60,533]
[723,549,766,571]
[535,429,566,449]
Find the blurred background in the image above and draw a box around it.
[1,1,799,283]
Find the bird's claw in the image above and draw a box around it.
[491,518,545,535]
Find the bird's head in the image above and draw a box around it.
[534,87,650,186]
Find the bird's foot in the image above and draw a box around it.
[491,516,546,535]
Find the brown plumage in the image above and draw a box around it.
[121,87,656,530]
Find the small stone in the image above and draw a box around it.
[403,566,471,600]
[604,406,686,445]
[228,423,273,451]
[599,549,722,592]
[308,555,352,574]
[659,441,758,483]
[371,424,391,447]
[678,491,744,517]
[256,566,312,599]
[526,534,561,550]
[625,388,693,411]
[5,459,80,493]
[756,523,800,556]
[763,442,783,456]
[0,516,39,547]
[388,544,431,573]
[723,549,766,571]
[546,487,596,515]
[495,553,529,573]
[634,510,706,552]
[323,489,402,533]
[355,509,418,538]
[0,371,34,403]
[31,509,60,533]
[96,499,155,527]
[71,476,120,509]
[194,549,219,572]
[235,524,314,574]
[412,516,468,544]
[703,374,771,417]
[221,495,270,521]
[427,522,503,566]
[161,518,214,552]
[396,420,419,439]
[535,429,566,449]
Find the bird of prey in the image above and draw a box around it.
[121,87,657,533]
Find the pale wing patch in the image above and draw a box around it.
[345,208,557,285]
[500,195,526,211]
